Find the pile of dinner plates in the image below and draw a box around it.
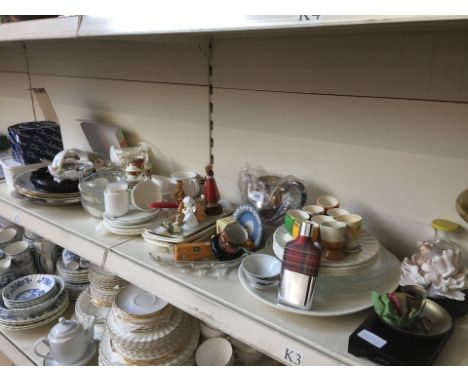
[14,169,80,206]
[103,209,162,236]
[0,274,68,330]
[88,265,129,307]
[98,285,199,366]
[56,258,89,300]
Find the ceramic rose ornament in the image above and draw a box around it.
[400,240,467,300]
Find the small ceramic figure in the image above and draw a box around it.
[173,180,186,204]
[203,164,223,216]
[182,196,200,228]
[195,195,208,222]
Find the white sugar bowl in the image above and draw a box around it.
[34,316,95,365]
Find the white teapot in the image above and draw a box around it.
[34,316,95,365]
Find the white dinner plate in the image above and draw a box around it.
[237,248,400,317]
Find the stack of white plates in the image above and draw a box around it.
[103,209,162,236]
[98,285,199,366]
[0,274,68,330]
[88,265,129,307]
[56,258,89,300]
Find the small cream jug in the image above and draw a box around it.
[34,316,95,365]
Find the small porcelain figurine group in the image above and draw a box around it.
[163,164,223,235]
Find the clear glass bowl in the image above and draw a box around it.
[79,170,127,219]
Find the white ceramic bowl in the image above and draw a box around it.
[241,254,281,289]
[196,337,233,366]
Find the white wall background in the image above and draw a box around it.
[0,27,467,259]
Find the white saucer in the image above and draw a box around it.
[43,341,97,366]
[116,285,168,315]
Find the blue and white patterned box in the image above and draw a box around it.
[7,121,63,164]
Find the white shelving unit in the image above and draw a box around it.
[0,184,467,366]
[1,15,467,366]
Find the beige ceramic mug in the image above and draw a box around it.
[316,195,339,211]
[302,205,325,217]
[335,214,362,253]
[320,220,347,261]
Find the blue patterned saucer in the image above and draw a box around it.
[233,204,263,249]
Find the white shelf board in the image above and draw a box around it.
[0,184,131,265]
[1,16,467,43]
[0,17,80,42]
[108,238,375,366]
[78,16,468,37]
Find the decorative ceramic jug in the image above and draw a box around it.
[0,241,36,289]
[34,316,95,365]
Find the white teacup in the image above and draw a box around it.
[170,170,200,198]
[196,338,233,366]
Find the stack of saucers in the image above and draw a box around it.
[88,265,129,307]
[103,209,162,236]
[56,258,89,300]
[98,285,199,366]
[0,274,68,330]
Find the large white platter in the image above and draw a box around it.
[238,248,400,317]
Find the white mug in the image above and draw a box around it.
[170,171,200,198]
[104,182,129,217]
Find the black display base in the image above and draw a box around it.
[348,312,453,366]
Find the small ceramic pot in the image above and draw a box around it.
[316,195,340,211]
[335,214,363,253]
[302,205,325,216]
[327,208,349,219]
[320,220,347,261]
[284,209,310,238]
[199,321,227,340]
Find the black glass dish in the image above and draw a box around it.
[29,167,79,193]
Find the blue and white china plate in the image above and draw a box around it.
[0,276,65,316]
[2,274,56,307]
[233,204,263,249]
[44,341,98,366]
[0,291,69,327]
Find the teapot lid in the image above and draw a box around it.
[50,317,80,338]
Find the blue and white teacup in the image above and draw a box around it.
[79,258,90,269]
[62,249,80,271]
